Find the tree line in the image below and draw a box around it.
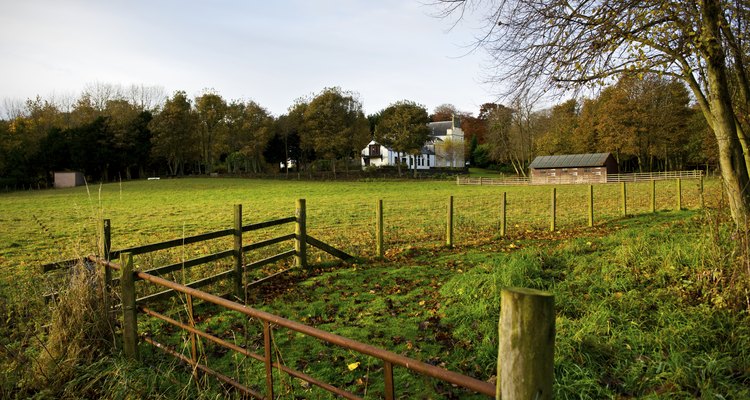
[0,75,714,189]
[466,74,714,176]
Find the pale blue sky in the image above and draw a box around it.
[0,1,495,116]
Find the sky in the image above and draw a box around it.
[0,0,497,117]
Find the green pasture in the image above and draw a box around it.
[3,176,742,399]
[0,177,713,272]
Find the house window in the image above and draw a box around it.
[426,157,430,167]
[549,172,556,177]
[369,144,380,157]
[584,168,592,173]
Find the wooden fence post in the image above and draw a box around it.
[588,185,594,227]
[99,219,112,296]
[121,252,138,360]
[295,199,307,269]
[500,192,507,237]
[498,287,555,400]
[621,182,627,216]
[651,180,656,213]
[376,199,384,258]
[550,188,556,232]
[233,204,243,300]
[700,176,705,209]
[446,196,454,247]
[676,178,682,211]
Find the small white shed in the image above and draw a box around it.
[54,172,85,188]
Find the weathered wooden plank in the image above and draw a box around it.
[307,236,354,261]
[241,234,295,252]
[242,217,296,233]
[244,250,296,271]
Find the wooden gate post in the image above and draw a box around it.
[295,199,307,269]
[588,185,594,227]
[550,188,556,232]
[498,287,555,400]
[376,199,384,258]
[121,252,139,360]
[99,219,112,285]
[233,204,243,300]
[500,192,507,237]
[651,180,656,213]
[676,178,682,211]
[621,182,627,216]
[446,196,454,247]
[700,176,705,209]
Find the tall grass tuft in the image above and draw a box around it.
[33,262,115,394]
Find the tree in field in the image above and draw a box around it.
[430,103,459,122]
[224,100,272,173]
[149,91,198,176]
[534,99,579,156]
[195,91,227,174]
[375,101,431,177]
[303,88,370,178]
[437,0,750,227]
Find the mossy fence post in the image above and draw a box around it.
[497,287,555,400]
[446,196,454,247]
[376,199,384,258]
[500,192,507,237]
[121,252,138,360]
[621,182,627,216]
[233,204,243,299]
[676,178,682,210]
[295,199,307,269]
[700,176,705,209]
[651,180,656,213]
[550,188,556,232]
[588,185,594,227]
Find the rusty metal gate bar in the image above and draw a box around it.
[97,256,495,398]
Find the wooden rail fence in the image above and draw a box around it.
[43,199,556,398]
[458,170,703,186]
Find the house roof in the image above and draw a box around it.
[529,153,612,169]
[428,121,452,137]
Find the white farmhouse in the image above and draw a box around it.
[361,116,465,170]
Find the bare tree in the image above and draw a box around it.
[436,0,750,226]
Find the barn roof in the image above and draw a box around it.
[529,153,612,169]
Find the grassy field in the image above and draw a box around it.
[2,176,747,399]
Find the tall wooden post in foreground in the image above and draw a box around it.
[676,178,682,210]
[376,199,384,258]
[700,176,705,209]
[233,204,243,299]
[498,287,555,400]
[446,196,454,247]
[621,182,627,216]
[295,199,307,269]
[121,252,139,360]
[651,180,656,213]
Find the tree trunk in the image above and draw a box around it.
[702,0,750,227]
[396,152,402,176]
